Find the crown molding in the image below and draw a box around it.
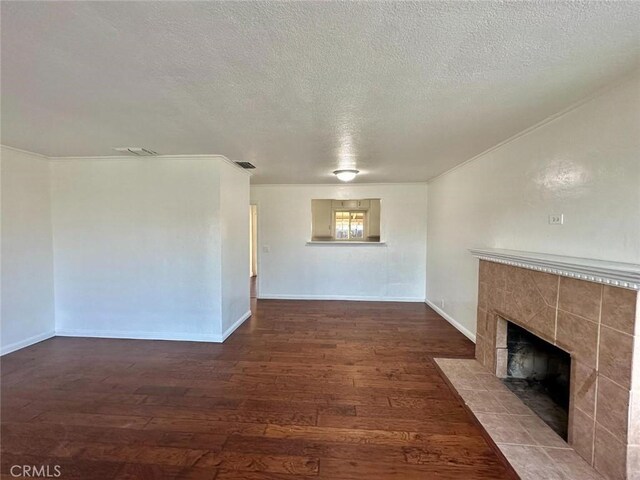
[428,70,640,185]
[51,153,252,176]
[0,144,49,160]
[469,248,640,291]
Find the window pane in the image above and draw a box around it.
[350,212,364,239]
[335,211,349,239]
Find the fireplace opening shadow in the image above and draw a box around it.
[502,321,570,440]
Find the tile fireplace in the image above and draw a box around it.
[471,249,640,480]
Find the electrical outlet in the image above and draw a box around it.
[440,298,445,309]
[549,214,564,225]
[262,245,270,253]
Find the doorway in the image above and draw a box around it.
[249,204,258,298]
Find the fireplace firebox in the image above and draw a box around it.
[501,320,570,439]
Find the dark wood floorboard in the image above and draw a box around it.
[1,299,513,479]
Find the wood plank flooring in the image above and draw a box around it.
[1,299,514,479]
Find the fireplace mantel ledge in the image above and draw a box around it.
[469,248,640,291]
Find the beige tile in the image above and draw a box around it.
[449,374,487,391]
[463,359,489,374]
[492,391,534,415]
[528,270,559,307]
[601,286,638,335]
[503,264,527,294]
[524,305,557,343]
[505,268,554,328]
[438,366,486,390]
[495,316,507,349]
[599,326,633,388]
[559,277,602,323]
[486,313,497,343]
[475,335,485,365]
[627,445,640,480]
[479,260,490,282]
[556,310,598,368]
[460,390,508,414]
[478,281,489,311]
[571,361,597,417]
[484,344,496,374]
[633,335,640,390]
[502,275,547,328]
[543,448,604,480]
[570,407,595,465]
[517,414,568,448]
[596,375,629,441]
[486,261,508,291]
[496,348,508,378]
[476,413,536,445]
[628,390,640,445]
[475,372,506,391]
[476,307,487,337]
[497,444,565,480]
[488,286,505,313]
[594,423,627,480]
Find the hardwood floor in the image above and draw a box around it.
[1,299,513,479]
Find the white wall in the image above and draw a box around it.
[426,73,640,337]
[251,184,427,301]
[220,164,251,336]
[1,146,55,354]
[51,156,250,342]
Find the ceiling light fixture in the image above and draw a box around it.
[333,169,359,182]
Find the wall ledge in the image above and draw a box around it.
[469,248,640,291]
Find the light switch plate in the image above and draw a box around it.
[549,214,564,225]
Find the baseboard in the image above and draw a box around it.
[258,294,426,302]
[0,330,56,356]
[55,329,224,343]
[425,299,476,342]
[221,310,252,342]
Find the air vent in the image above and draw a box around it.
[113,147,158,156]
[235,162,256,169]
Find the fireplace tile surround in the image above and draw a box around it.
[471,250,640,480]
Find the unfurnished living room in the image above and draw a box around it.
[1,1,639,479]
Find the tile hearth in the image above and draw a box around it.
[435,358,603,480]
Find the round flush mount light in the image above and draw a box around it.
[333,169,359,182]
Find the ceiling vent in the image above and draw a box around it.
[113,147,158,156]
[235,161,256,169]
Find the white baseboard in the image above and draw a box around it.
[425,299,476,342]
[55,310,253,344]
[1,330,56,356]
[55,329,223,343]
[258,294,426,302]
[221,310,252,342]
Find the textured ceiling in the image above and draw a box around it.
[1,2,639,184]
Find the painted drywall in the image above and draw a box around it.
[426,73,640,337]
[1,146,55,354]
[251,184,427,301]
[220,164,251,336]
[51,156,250,341]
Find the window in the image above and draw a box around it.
[335,211,364,240]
